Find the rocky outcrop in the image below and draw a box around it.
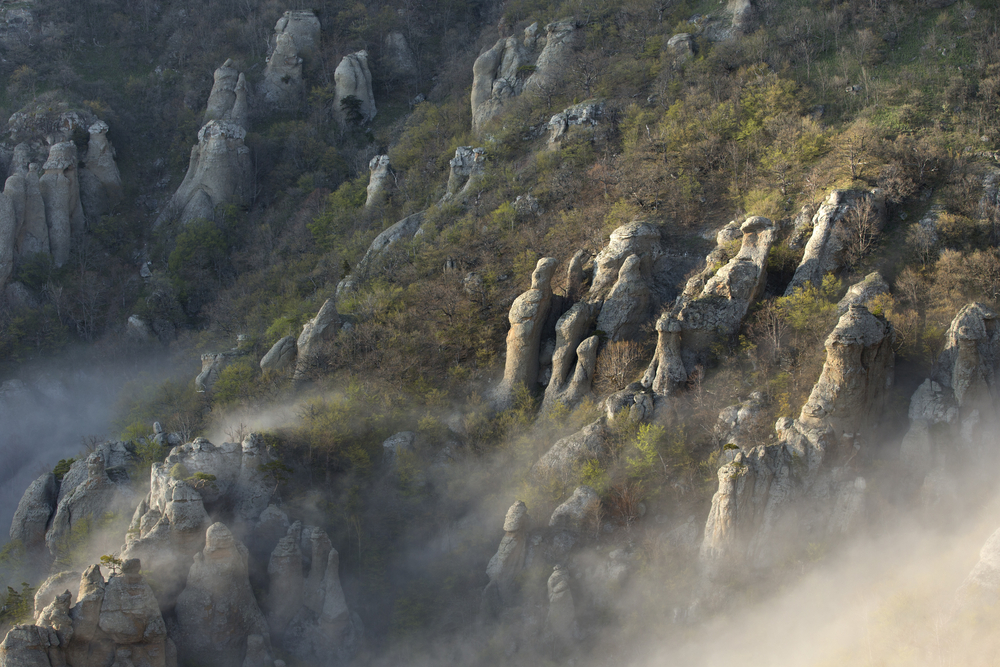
[547,100,603,146]
[444,146,485,200]
[38,142,85,267]
[260,11,320,109]
[484,501,529,608]
[0,191,14,290]
[383,32,416,78]
[0,624,63,667]
[260,336,297,374]
[471,19,580,133]
[78,121,123,221]
[158,120,251,226]
[266,523,304,639]
[595,254,650,342]
[728,0,756,33]
[273,10,320,56]
[195,352,227,392]
[335,211,424,296]
[700,305,893,577]
[542,317,599,412]
[549,486,599,533]
[205,59,249,126]
[532,420,607,486]
[714,392,765,452]
[644,217,775,394]
[785,190,885,296]
[99,559,168,665]
[175,523,270,667]
[365,155,391,208]
[6,162,48,258]
[8,472,56,554]
[546,565,575,643]
[494,258,558,410]
[33,571,79,620]
[293,298,340,380]
[334,51,376,125]
[837,271,889,313]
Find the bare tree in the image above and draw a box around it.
[842,199,881,270]
[595,340,646,394]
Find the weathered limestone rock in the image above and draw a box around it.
[0,190,15,290]
[0,624,61,667]
[547,100,603,145]
[549,486,599,533]
[494,258,558,410]
[365,155,391,208]
[56,440,136,505]
[381,431,416,469]
[6,163,48,257]
[175,523,269,667]
[714,392,765,452]
[234,433,275,523]
[273,10,320,56]
[69,565,106,648]
[204,59,249,128]
[302,528,332,614]
[195,352,227,393]
[33,571,79,621]
[261,32,304,108]
[336,211,424,296]
[527,19,581,92]
[242,634,274,667]
[543,316,599,412]
[38,142,85,267]
[444,146,485,199]
[79,121,123,221]
[644,217,775,394]
[267,522,304,638]
[604,383,655,427]
[98,559,167,652]
[36,591,73,648]
[596,254,650,341]
[260,336,297,374]
[9,472,56,554]
[334,51,376,125]
[294,298,340,380]
[485,501,529,606]
[728,0,756,32]
[470,36,528,132]
[785,190,885,296]
[588,221,661,300]
[158,120,251,226]
[532,420,607,486]
[666,33,695,60]
[383,32,416,77]
[837,271,889,313]
[546,565,575,643]
[46,453,130,558]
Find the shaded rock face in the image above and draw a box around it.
[700,305,893,578]
[471,19,580,133]
[175,523,269,667]
[0,190,15,289]
[383,32,416,77]
[532,421,607,486]
[445,146,485,199]
[79,121,123,221]
[549,486,598,533]
[365,155,391,208]
[900,303,1000,494]
[547,100,603,146]
[494,258,559,410]
[714,392,765,453]
[9,472,56,554]
[195,352,227,393]
[158,120,251,226]
[644,217,775,395]
[100,559,167,645]
[484,501,530,609]
[546,565,575,643]
[260,336,297,374]
[837,271,889,313]
[38,141,85,267]
[294,298,341,380]
[260,11,319,109]
[266,523,303,639]
[334,51,376,125]
[336,211,425,297]
[205,59,249,126]
[33,571,79,621]
[273,10,320,56]
[6,161,48,259]
[785,189,885,296]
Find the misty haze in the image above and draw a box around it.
[4,0,1000,665]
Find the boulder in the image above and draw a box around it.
[365,155,391,208]
[547,100,603,145]
[836,271,889,313]
[0,624,61,667]
[383,32,416,77]
[334,51,375,125]
[666,33,695,60]
[444,146,485,199]
[785,190,885,296]
[549,486,599,533]
[532,420,607,486]
[195,352,227,393]
[9,472,57,554]
[175,523,270,667]
[336,211,424,296]
[38,142,84,267]
[35,591,73,648]
[157,120,251,226]
[294,298,341,380]
[484,501,529,606]
[260,336,297,374]
[494,258,558,410]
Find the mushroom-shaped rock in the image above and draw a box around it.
[495,258,559,410]
[294,298,341,380]
[334,51,375,125]
[175,523,270,667]
[260,336,297,374]
[69,565,106,647]
[38,142,85,267]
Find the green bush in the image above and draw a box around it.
[53,458,75,482]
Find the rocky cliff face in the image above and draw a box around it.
[259,10,320,109]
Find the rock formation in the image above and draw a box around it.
[471,19,581,133]
[205,59,249,126]
[836,271,889,313]
[78,121,123,221]
[444,146,485,200]
[293,298,340,380]
[956,525,1000,611]
[383,32,416,78]
[6,161,48,258]
[484,501,529,609]
[259,10,320,108]
[8,472,56,554]
[546,565,575,643]
[494,257,558,410]
[195,352,227,392]
[334,51,376,125]
[260,336,297,374]
[714,391,765,452]
[549,486,599,533]
[365,155,391,208]
[158,120,251,226]
[700,304,893,577]
[785,189,885,296]
[38,142,85,267]
[175,523,270,667]
[532,421,607,486]
[335,211,424,296]
[644,216,775,394]
[547,100,603,146]
[0,191,14,290]
[266,523,304,639]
